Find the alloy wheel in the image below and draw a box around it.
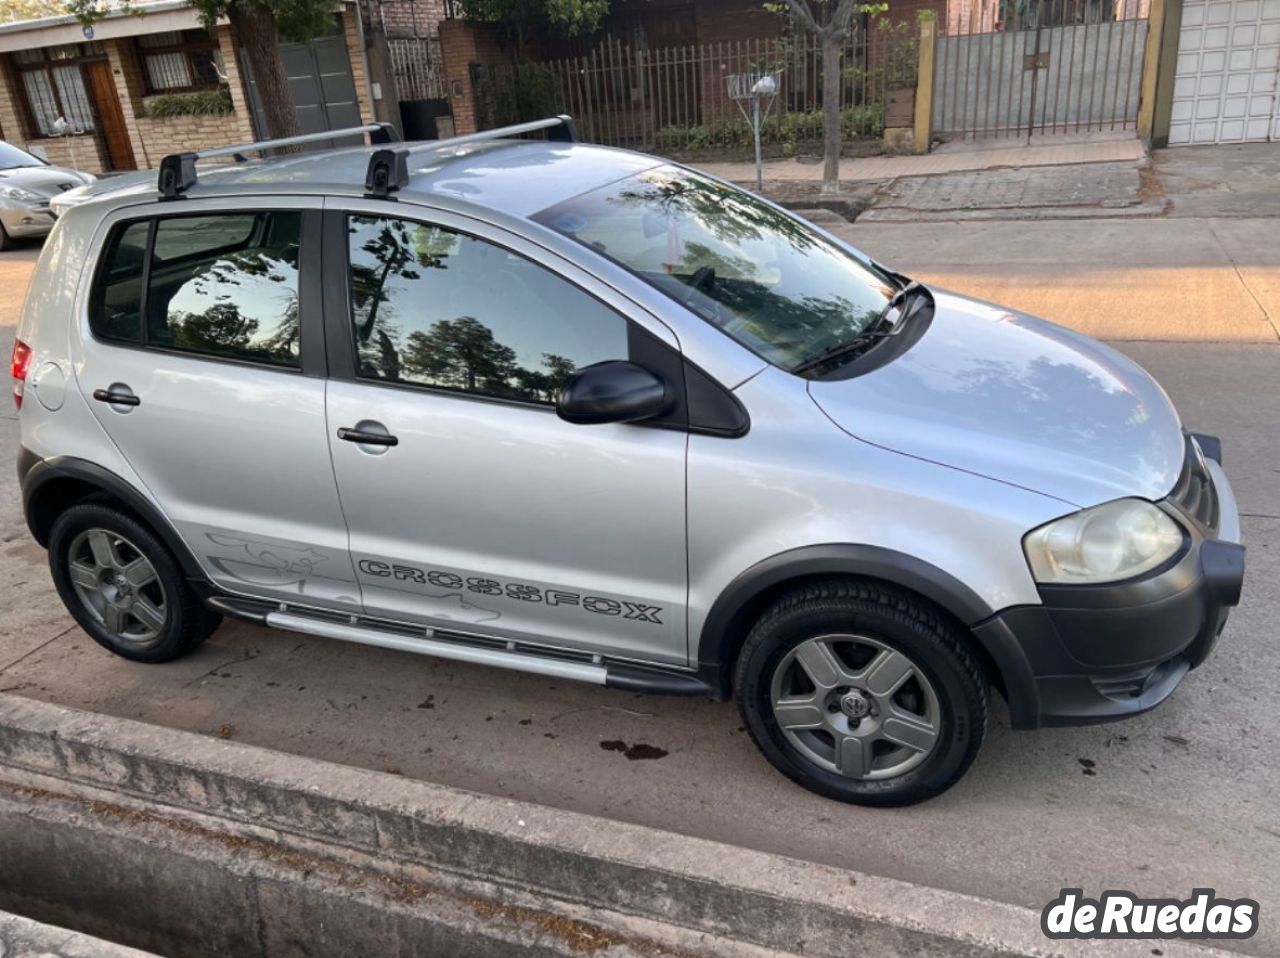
[769,633,942,780]
[66,528,169,646]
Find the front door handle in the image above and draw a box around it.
[92,387,140,407]
[337,426,398,447]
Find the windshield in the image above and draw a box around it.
[533,165,896,371]
[0,142,44,171]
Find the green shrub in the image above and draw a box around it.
[654,104,885,154]
[140,89,234,120]
[475,63,563,129]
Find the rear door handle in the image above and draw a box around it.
[92,388,140,407]
[337,426,398,447]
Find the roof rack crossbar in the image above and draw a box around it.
[156,122,399,198]
[196,122,399,161]
[155,115,579,200]
[426,115,578,151]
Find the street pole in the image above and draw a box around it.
[753,94,763,191]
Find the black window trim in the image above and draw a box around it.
[321,207,748,437]
[87,207,323,377]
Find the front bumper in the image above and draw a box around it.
[0,205,55,239]
[976,440,1244,728]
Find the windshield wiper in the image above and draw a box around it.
[791,280,931,376]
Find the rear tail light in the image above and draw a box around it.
[11,339,32,410]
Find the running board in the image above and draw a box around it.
[204,595,713,697]
[266,610,607,685]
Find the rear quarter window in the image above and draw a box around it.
[89,221,149,344]
[88,212,303,368]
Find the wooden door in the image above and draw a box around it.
[84,60,135,171]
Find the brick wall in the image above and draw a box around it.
[693,0,784,122]
[27,136,108,173]
[377,0,448,40]
[693,0,783,43]
[0,55,103,170]
[0,57,32,153]
[108,25,255,168]
[342,9,378,125]
[438,18,508,134]
[882,0,946,29]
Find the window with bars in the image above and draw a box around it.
[136,30,224,93]
[11,45,100,137]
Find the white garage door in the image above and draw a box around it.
[1169,0,1280,144]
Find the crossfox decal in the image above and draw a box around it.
[356,559,664,625]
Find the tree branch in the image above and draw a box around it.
[781,0,820,34]
[819,0,861,41]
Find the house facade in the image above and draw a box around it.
[0,0,376,173]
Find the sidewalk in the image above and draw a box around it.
[0,694,1243,958]
[697,134,1145,185]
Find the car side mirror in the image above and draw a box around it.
[556,361,673,425]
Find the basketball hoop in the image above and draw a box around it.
[726,71,780,190]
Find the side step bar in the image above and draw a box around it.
[205,595,714,697]
[267,610,606,684]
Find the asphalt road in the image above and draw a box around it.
[2,200,1278,953]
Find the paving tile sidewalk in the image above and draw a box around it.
[861,161,1163,221]
[697,135,1145,185]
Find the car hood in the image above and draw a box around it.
[0,163,93,199]
[808,291,1185,507]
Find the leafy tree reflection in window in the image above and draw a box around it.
[347,216,628,403]
[153,213,302,368]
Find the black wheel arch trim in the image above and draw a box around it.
[696,543,1041,726]
[21,453,207,581]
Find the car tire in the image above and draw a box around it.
[0,225,14,251]
[734,578,987,806]
[48,502,217,663]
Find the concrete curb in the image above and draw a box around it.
[0,911,160,957]
[0,694,1240,958]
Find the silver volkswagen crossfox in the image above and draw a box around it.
[13,118,1245,805]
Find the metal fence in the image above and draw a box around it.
[934,0,1151,139]
[473,27,916,154]
[389,36,447,101]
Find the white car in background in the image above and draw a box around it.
[0,141,95,249]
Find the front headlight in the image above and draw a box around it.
[0,186,43,203]
[1023,498,1185,585]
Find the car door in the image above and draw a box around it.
[322,202,689,665]
[72,198,360,611]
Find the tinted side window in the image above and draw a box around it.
[347,216,628,404]
[90,221,150,344]
[146,212,301,367]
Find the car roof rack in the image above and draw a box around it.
[157,114,579,200]
[158,122,400,199]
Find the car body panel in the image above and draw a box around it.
[328,378,690,663]
[0,147,93,240]
[808,292,1186,509]
[63,196,361,611]
[684,365,1072,655]
[321,196,689,663]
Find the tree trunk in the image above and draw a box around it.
[229,3,302,147]
[820,33,843,194]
